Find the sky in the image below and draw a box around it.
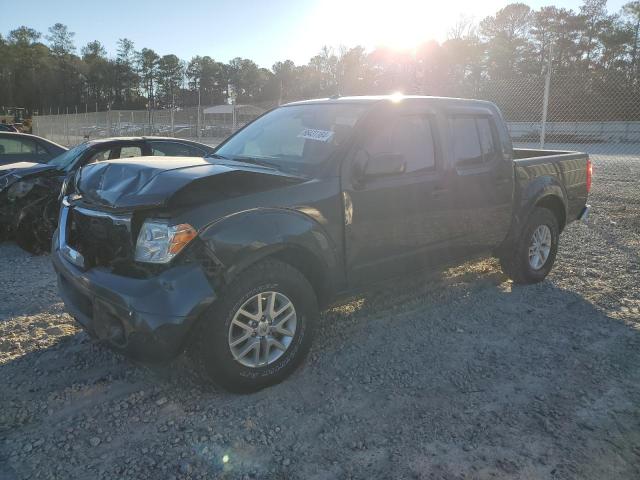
[0,0,631,68]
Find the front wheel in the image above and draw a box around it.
[500,207,559,284]
[191,259,318,393]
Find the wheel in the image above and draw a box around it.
[500,207,559,285]
[15,203,57,255]
[191,258,318,393]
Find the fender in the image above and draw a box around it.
[498,174,568,255]
[198,207,343,294]
[516,174,568,226]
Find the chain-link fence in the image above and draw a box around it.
[33,74,640,163]
[32,104,272,147]
[452,73,640,161]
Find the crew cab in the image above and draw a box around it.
[52,96,591,392]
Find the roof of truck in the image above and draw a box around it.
[284,95,496,108]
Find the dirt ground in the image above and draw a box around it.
[1,154,639,480]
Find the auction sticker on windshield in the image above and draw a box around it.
[298,128,334,142]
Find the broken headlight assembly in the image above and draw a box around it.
[6,180,35,201]
[134,220,197,264]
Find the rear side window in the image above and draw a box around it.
[450,116,499,166]
[85,148,115,164]
[476,118,499,162]
[0,137,36,155]
[363,115,436,173]
[36,143,50,155]
[119,146,143,158]
[150,141,205,157]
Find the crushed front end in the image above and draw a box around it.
[52,196,218,361]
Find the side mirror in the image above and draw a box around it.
[352,150,406,185]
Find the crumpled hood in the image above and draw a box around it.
[0,162,59,192]
[76,156,305,210]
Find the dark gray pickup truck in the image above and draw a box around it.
[52,96,591,392]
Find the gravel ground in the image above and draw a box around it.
[1,154,639,480]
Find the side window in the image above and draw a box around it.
[0,138,36,154]
[150,141,205,157]
[119,146,143,158]
[450,116,499,166]
[85,148,114,164]
[476,118,499,162]
[450,117,482,166]
[36,143,49,155]
[363,115,436,173]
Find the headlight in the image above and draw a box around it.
[59,177,70,201]
[134,220,197,264]
[7,181,35,200]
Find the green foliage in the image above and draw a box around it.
[0,1,639,116]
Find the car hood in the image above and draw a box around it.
[0,162,60,192]
[76,156,306,210]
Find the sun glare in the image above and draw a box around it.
[300,0,488,55]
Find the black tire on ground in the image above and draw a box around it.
[15,210,54,255]
[191,258,318,393]
[500,207,560,285]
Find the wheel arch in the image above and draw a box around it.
[517,175,569,232]
[534,194,566,232]
[199,208,342,306]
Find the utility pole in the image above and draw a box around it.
[171,92,175,137]
[540,44,553,149]
[197,83,202,138]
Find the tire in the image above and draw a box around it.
[500,207,559,285]
[191,258,318,393]
[15,207,55,255]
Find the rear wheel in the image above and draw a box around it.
[191,259,318,393]
[500,207,559,284]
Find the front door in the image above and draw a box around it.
[343,107,455,287]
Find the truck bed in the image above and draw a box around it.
[512,148,590,226]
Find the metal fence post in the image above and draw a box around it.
[197,88,202,138]
[232,104,237,132]
[540,45,552,149]
[65,107,69,146]
[107,105,111,137]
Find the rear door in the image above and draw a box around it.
[446,110,513,253]
[343,104,456,286]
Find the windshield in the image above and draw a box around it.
[214,103,369,174]
[47,142,91,171]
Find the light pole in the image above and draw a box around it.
[197,82,202,138]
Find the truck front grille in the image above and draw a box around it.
[66,207,134,269]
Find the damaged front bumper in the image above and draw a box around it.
[51,219,217,361]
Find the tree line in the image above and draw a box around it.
[0,0,638,118]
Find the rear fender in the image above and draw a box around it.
[517,175,568,227]
[500,175,568,253]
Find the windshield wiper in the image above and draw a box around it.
[227,155,282,170]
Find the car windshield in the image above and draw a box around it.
[214,103,369,175]
[47,142,91,171]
